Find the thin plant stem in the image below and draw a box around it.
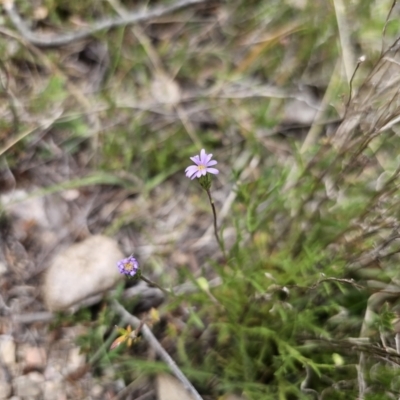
[140,275,173,297]
[205,188,225,256]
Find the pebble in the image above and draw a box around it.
[42,235,124,311]
[0,336,16,366]
[43,381,66,400]
[13,373,43,398]
[0,382,12,399]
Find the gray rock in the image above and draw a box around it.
[156,374,196,400]
[0,337,16,366]
[42,381,65,400]
[43,235,124,311]
[13,374,43,398]
[0,382,12,399]
[0,261,7,277]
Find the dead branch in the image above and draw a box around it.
[3,0,209,47]
[112,300,204,400]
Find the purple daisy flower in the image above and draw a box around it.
[185,149,219,180]
[117,256,139,277]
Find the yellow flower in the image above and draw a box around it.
[110,325,139,349]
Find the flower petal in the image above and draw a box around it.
[185,165,198,178]
[185,149,219,180]
[185,165,197,173]
[190,155,200,164]
[117,256,139,277]
[200,149,207,164]
[206,167,219,175]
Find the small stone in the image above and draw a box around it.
[26,372,45,383]
[13,374,43,398]
[1,190,49,229]
[151,74,181,105]
[42,235,124,311]
[90,384,103,397]
[33,6,48,20]
[0,336,16,366]
[23,346,47,370]
[66,347,85,372]
[43,381,66,400]
[0,382,12,399]
[0,261,7,277]
[156,373,197,400]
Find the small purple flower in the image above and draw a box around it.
[185,149,219,180]
[117,256,139,277]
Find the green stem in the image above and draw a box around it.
[205,188,225,255]
[140,275,172,296]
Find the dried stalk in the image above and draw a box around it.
[3,0,209,47]
[112,300,204,400]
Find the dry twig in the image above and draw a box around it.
[3,0,209,47]
[112,300,204,400]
